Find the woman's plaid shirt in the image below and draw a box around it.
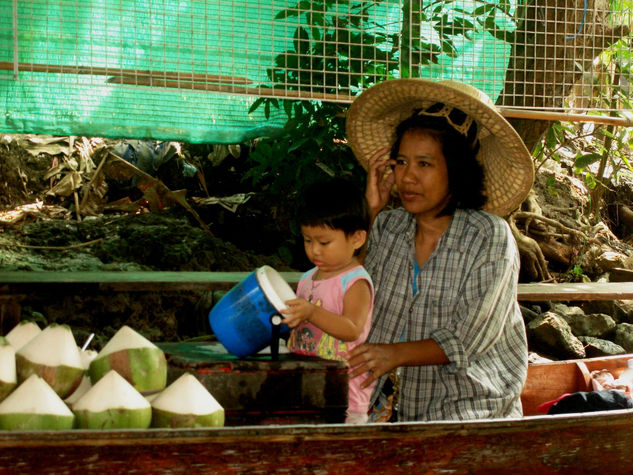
[365,208,528,421]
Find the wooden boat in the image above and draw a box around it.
[0,352,632,473]
[1,272,633,472]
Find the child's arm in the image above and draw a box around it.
[281,280,371,342]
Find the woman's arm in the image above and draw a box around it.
[347,339,449,388]
[281,279,372,342]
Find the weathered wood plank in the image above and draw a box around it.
[1,272,632,300]
[0,271,303,291]
[517,282,633,301]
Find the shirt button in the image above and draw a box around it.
[409,306,414,313]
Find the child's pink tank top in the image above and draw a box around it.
[287,265,375,415]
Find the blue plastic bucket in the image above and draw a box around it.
[208,266,295,357]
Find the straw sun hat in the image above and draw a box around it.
[346,78,535,217]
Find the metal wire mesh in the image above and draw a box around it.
[1,0,632,142]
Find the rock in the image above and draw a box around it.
[581,300,633,324]
[596,251,628,272]
[526,312,586,359]
[578,336,626,357]
[550,303,585,318]
[561,312,616,338]
[527,352,553,364]
[548,303,616,338]
[614,323,633,352]
[520,305,540,324]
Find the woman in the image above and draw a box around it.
[346,79,535,422]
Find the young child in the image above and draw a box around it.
[281,177,375,424]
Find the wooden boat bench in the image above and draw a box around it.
[158,341,348,426]
[1,271,630,335]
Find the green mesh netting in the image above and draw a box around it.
[0,1,515,144]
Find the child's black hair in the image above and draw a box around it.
[295,177,370,236]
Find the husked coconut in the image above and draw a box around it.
[0,337,16,402]
[16,324,84,399]
[64,349,98,408]
[151,373,224,428]
[89,326,166,395]
[73,369,151,429]
[5,321,41,351]
[80,349,98,368]
[0,374,74,430]
[145,392,160,404]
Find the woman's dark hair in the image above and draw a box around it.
[295,177,370,236]
[390,106,487,216]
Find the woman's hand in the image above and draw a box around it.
[365,147,395,218]
[348,343,401,389]
[280,298,316,328]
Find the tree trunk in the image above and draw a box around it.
[498,0,630,148]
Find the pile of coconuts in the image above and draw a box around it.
[0,322,224,430]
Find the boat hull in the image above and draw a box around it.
[0,411,631,474]
[1,352,632,473]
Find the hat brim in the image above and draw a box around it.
[346,79,534,217]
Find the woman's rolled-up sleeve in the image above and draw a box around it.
[432,255,519,373]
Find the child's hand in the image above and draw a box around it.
[280,298,316,328]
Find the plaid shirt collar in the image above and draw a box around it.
[382,208,474,254]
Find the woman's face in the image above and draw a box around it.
[392,129,450,218]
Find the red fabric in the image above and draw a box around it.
[537,393,572,414]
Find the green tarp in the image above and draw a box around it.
[0,1,515,143]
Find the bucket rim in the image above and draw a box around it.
[255,265,296,313]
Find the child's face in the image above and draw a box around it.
[300,225,366,275]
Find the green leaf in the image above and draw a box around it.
[473,4,495,16]
[248,98,265,114]
[277,246,293,263]
[545,127,557,149]
[282,100,292,118]
[574,153,602,169]
[482,15,513,43]
[275,8,298,20]
[293,27,311,55]
[288,137,310,152]
[546,175,559,196]
[585,173,597,189]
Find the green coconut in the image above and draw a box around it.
[73,369,151,430]
[89,325,166,395]
[0,337,16,402]
[64,349,98,408]
[151,373,224,428]
[5,321,41,351]
[15,324,84,399]
[0,374,74,430]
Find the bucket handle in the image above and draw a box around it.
[270,314,283,361]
